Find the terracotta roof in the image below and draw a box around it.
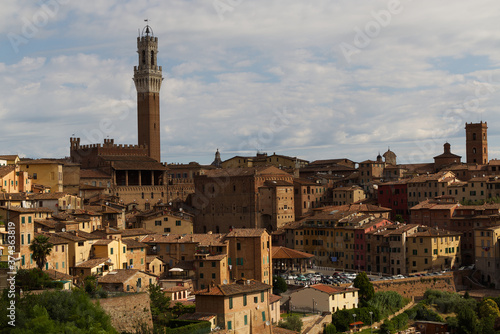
[80,169,111,179]
[121,238,147,248]
[34,219,57,228]
[29,192,70,200]
[309,158,354,166]
[0,155,19,160]
[18,159,64,165]
[178,312,216,321]
[0,193,30,201]
[38,233,69,245]
[0,165,15,178]
[43,269,73,281]
[98,269,141,283]
[195,279,272,296]
[409,226,461,237]
[68,230,101,240]
[164,286,189,292]
[264,180,293,187]
[146,255,165,263]
[0,206,53,213]
[332,185,363,192]
[75,258,109,268]
[309,284,357,295]
[269,294,282,304]
[225,228,268,238]
[410,199,459,211]
[142,233,226,246]
[120,228,154,237]
[101,156,166,171]
[93,239,114,246]
[272,246,314,259]
[54,231,87,242]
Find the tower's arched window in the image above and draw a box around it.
[473,133,476,140]
[151,50,154,66]
[142,50,146,64]
[473,148,476,154]
[484,133,486,140]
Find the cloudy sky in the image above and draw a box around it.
[1,0,500,165]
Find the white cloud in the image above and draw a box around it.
[1,0,500,164]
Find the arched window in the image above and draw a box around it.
[142,50,146,64]
[151,50,154,66]
[472,133,476,140]
[473,148,476,154]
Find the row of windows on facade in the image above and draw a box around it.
[108,247,145,254]
[154,219,182,226]
[3,179,29,187]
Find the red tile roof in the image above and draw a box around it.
[272,246,314,260]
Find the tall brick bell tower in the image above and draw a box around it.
[134,25,163,162]
[465,121,488,164]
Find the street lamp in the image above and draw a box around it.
[369,311,373,334]
[353,313,357,332]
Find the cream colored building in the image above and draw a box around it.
[135,210,193,235]
[92,239,128,269]
[19,159,64,193]
[0,165,31,193]
[289,284,359,314]
[331,186,366,206]
[194,279,273,334]
[474,225,500,288]
[406,226,461,273]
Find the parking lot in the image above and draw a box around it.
[281,269,452,287]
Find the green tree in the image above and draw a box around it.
[479,299,500,320]
[457,305,480,334]
[148,284,172,329]
[278,314,303,332]
[15,268,62,291]
[324,323,336,334]
[354,272,374,303]
[29,235,53,270]
[273,275,288,294]
[0,289,116,333]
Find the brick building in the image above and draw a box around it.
[465,121,488,165]
[377,180,409,221]
[192,166,295,233]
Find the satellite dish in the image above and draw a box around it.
[223,279,228,285]
[61,228,66,232]
[266,321,270,326]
